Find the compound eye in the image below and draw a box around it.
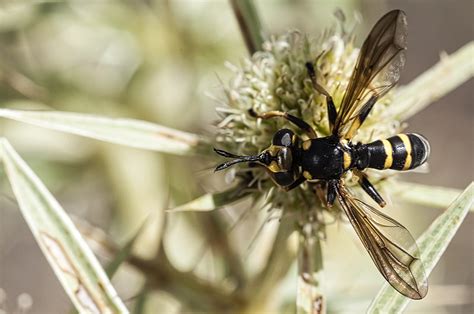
[277,148,293,171]
[272,129,294,147]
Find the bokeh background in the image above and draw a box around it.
[0,0,472,313]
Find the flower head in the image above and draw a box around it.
[214,20,403,215]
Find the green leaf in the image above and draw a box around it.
[0,138,129,314]
[394,181,472,211]
[367,182,473,313]
[0,105,209,156]
[230,0,265,54]
[106,218,149,278]
[132,286,149,314]
[169,184,253,212]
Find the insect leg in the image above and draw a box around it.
[327,179,338,207]
[283,175,306,191]
[305,62,337,131]
[312,180,336,207]
[344,95,378,140]
[313,181,327,206]
[249,109,318,139]
[353,169,386,207]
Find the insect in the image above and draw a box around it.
[214,10,429,299]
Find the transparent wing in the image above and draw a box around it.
[334,10,408,139]
[336,182,428,299]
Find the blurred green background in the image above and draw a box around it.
[0,0,472,313]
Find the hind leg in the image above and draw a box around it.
[353,169,386,207]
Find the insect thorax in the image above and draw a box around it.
[300,136,345,180]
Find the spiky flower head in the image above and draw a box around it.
[214,19,403,216]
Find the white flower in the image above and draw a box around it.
[214,25,402,213]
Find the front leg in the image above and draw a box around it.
[249,109,318,139]
[283,175,306,192]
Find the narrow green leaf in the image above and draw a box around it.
[106,219,149,278]
[0,138,129,314]
[367,182,473,313]
[169,184,252,212]
[0,106,209,156]
[132,287,148,314]
[230,0,265,54]
[390,42,474,120]
[393,181,472,211]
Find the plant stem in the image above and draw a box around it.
[297,226,325,314]
[246,217,296,310]
[73,216,245,311]
[199,211,247,288]
[128,251,246,311]
[230,0,265,54]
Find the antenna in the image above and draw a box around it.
[214,148,263,171]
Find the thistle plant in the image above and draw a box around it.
[211,9,449,311]
[214,27,402,212]
[0,2,472,314]
[212,18,403,312]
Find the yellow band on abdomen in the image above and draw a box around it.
[397,134,413,170]
[382,139,393,169]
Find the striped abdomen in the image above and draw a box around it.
[358,133,430,171]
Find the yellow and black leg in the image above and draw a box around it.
[353,170,386,207]
[249,109,318,139]
[305,62,337,131]
[344,95,378,140]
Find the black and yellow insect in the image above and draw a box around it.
[215,10,429,299]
